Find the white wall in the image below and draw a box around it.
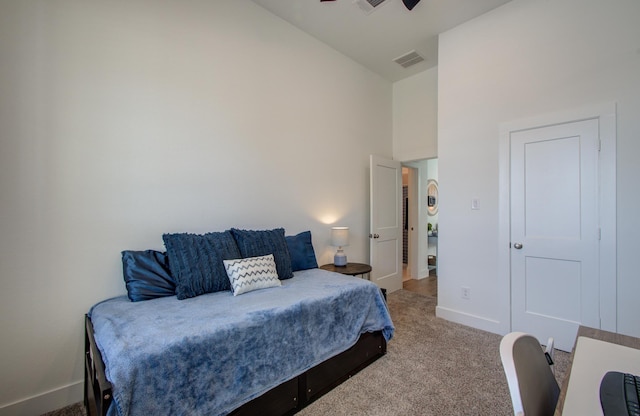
[0,1,392,413]
[393,67,438,162]
[436,0,640,337]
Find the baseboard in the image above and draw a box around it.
[0,380,83,416]
[435,305,506,335]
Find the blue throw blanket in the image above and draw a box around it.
[89,268,394,416]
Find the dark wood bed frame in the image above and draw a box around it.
[84,315,387,416]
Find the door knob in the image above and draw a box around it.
[370,233,380,239]
[513,243,523,249]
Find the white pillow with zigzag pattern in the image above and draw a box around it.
[223,254,281,296]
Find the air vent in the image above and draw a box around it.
[354,0,388,14]
[393,50,425,68]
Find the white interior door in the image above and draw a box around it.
[510,119,600,351]
[370,155,402,293]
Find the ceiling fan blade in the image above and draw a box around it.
[320,0,419,10]
[402,0,420,10]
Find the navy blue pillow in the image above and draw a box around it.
[286,231,318,272]
[230,228,294,280]
[122,250,176,302]
[163,231,241,300]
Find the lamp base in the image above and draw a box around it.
[334,252,347,267]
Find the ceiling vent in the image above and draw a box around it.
[393,50,425,68]
[354,0,388,14]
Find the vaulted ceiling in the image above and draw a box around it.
[251,0,512,82]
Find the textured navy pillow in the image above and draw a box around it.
[122,250,176,302]
[162,231,241,300]
[230,228,294,280]
[286,231,318,272]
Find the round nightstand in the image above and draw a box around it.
[319,262,372,280]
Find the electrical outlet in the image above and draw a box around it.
[461,286,471,300]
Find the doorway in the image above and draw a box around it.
[510,119,599,351]
[498,103,617,351]
[402,158,438,297]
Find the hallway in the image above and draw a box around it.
[402,267,437,297]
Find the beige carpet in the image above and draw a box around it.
[298,290,569,416]
[43,289,569,416]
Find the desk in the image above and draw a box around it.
[555,326,640,415]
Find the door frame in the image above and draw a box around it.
[402,159,433,281]
[404,165,420,279]
[497,103,617,334]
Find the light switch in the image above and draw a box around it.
[471,198,480,210]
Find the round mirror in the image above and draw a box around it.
[427,179,438,216]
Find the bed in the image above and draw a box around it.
[84,229,394,416]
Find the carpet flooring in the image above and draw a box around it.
[43,289,569,416]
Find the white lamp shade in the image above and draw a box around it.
[331,227,349,247]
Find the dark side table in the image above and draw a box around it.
[319,263,386,301]
[319,262,372,280]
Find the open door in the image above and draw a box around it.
[370,155,402,293]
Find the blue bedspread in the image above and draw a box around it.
[89,268,394,416]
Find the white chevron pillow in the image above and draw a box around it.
[223,254,281,296]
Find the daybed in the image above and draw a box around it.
[84,229,394,416]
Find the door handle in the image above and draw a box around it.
[369,233,380,239]
[513,243,523,249]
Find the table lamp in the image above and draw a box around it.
[331,227,349,266]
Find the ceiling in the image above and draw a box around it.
[251,0,511,82]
